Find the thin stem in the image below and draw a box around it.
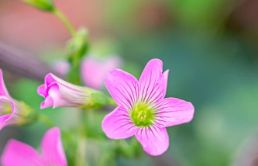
[75,136,87,166]
[53,8,76,37]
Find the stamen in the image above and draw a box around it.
[130,102,155,127]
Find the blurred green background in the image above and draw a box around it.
[0,0,258,166]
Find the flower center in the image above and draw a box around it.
[130,102,155,127]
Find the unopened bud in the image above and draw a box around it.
[23,0,55,12]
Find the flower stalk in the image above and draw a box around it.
[53,8,76,37]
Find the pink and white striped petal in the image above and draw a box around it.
[155,97,194,127]
[38,73,90,109]
[105,69,139,109]
[102,106,137,139]
[139,59,166,104]
[135,126,169,156]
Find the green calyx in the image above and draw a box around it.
[130,102,155,127]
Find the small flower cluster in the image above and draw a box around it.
[0,58,194,165]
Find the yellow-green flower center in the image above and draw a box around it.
[130,102,155,127]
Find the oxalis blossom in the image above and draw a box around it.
[0,70,14,130]
[81,55,121,89]
[1,127,67,166]
[53,60,70,76]
[102,59,195,156]
[0,70,34,130]
[38,73,95,109]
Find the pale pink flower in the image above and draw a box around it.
[81,55,121,89]
[52,60,70,76]
[38,73,93,109]
[0,70,19,130]
[102,59,195,156]
[1,127,67,166]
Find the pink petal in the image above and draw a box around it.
[0,70,10,97]
[38,73,89,109]
[0,115,12,130]
[40,96,53,109]
[53,60,70,76]
[46,85,67,108]
[163,70,169,91]
[45,73,56,85]
[135,126,169,156]
[155,98,195,127]
[102,106,137,139]
[139,59,166,104]
[81,56,121,89]
[0,97,16,130]
[1,139,43,166]
[37,73,56,98]
[37,85,46,97]
[105,69,139,109]
[41,127,67,166]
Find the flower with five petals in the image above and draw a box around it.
[102,59,195,156]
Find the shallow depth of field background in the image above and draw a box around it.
[1,0,258,166]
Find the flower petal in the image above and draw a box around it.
[37,85,46,97]
[45,85,68,108]
[135,126,169,156]
[155,98,195,127]
[0,115,12,130]
[1,139,43,166]
[139,59,166,104]
[38,73,90,109]
[53,60,70,76]
[40,96,53,109]
[105,69,139,109]
[41,127,67,166]
[102,106,137,139]
[0,70,10,97]
[163,70,169,92]
[81,56,121,89]
[0,97,16,130]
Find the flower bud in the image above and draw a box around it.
[38,73,112,109]
[81,55,121,89]
[23,0,55,12]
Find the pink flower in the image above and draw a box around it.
[0,70,36,130]
[102,59,195,156]
[1,127,67,166]
[0,70,17,130]
[52,60,70,76]
[81,55,121,89]
[38,73,93,109]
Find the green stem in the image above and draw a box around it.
[53,8,76,37]
[75,136,87,166]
